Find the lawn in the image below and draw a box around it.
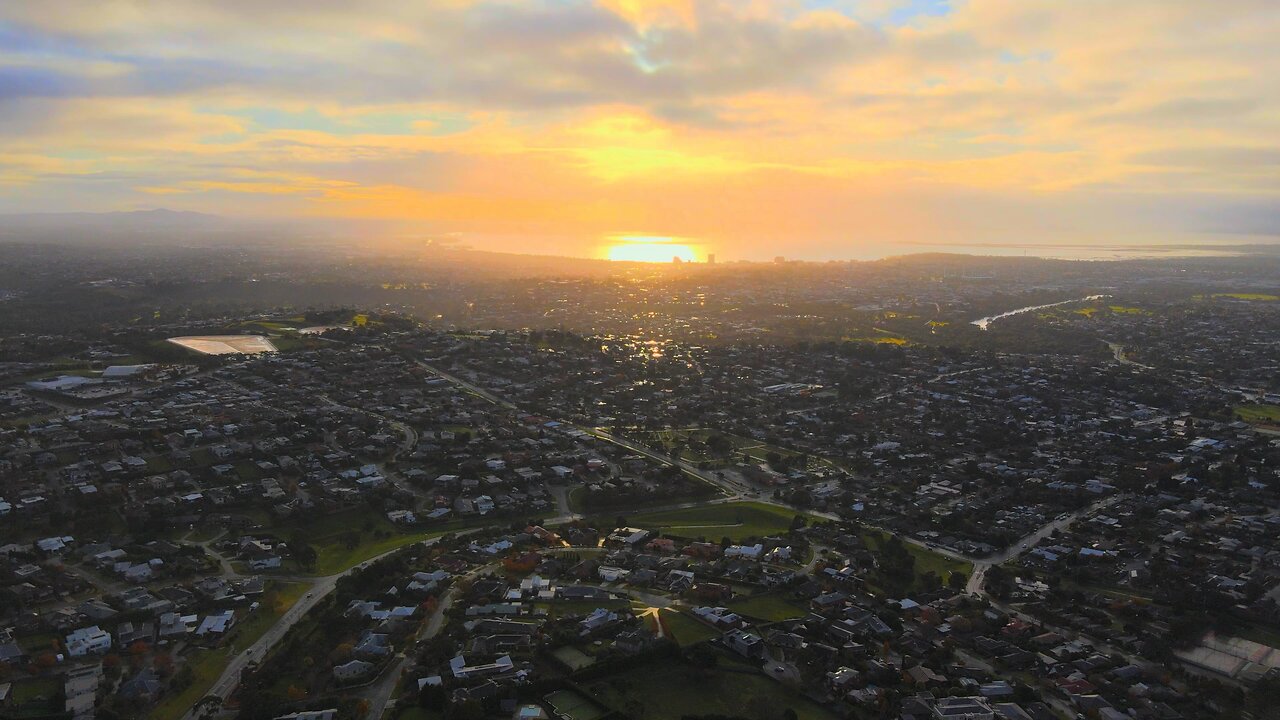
[310,526,458,576]
[658,609,720,647]
[584,659,837,720]
[727,593,809,622]
[282,506,466,575]
[1236,404,1280,426]
[146,455,173,473]
[148,647,228,720]
[184,525,226,543]
[552,645,597,671]
[16,631,58,655]
[394,708,443,720]
[534,598,631,620]
[546,690,609,720]
[147,581,307,720]
[863,530,973,593]
[229,582,308,652]
[10,676,61,703]
[627,501,820,542]
[1211,293,1280,301]
[843,335,909,345]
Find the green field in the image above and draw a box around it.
[546,690,609,720]
[658,609,720,647]
[863,530,972,592]
[1210,293,1280,301]
[585,659,837,720]
[727,593,809,622]
[10,676,61,703]
[626,501,820,542]
[552,645,597,671]
[282,507,466,575]
[311,526,458,576]
[394,709,443,720]
[1236,404,1280,426]
[17,632,58,655]
[148,581,306,720]
[534,598,631,620]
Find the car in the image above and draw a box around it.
[773,666,785,673]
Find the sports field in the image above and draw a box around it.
[167,335,278,355]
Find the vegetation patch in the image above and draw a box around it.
[545,690,609,720]
[861,530,972,595]
[584,657,837,720]
[1210,293,1280,301]
[280,506,465,575]
[1236,404,1280,426]
[727,593,810,622]
[625,501,821,542]
[147,582,305,720]
[845,335,909,345]
[551,645,597,671]
[659,609,720,647]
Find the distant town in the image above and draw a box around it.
[1,235,1279,720]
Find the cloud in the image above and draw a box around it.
[0,0,1276,257]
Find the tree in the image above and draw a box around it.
[948,571,968,590]
[418,683,447,710]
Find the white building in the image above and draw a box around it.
[65,626,112,656]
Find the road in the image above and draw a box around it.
[363,580,465,719]
[966,493,1128,595]
[414,356,1026,571]
[415,358,749,500]
[182,534,470,720]
[414,356,1149,588]
[412,355,1246,690]
[1105,341,1152,369]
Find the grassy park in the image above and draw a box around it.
[863,529,972,593]
[585,658,837,720]
[1236,404,1280,426]
[277,506,466,575]
[657,609,721,646]
[626,501,822,542]
[727,592,810,622]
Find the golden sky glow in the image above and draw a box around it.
[0,1,1277,259]
[605,236,698,262]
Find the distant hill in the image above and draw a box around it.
[0,208,221,227]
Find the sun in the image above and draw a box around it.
[604,235,698,263]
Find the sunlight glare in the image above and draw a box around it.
[605,235,698,263]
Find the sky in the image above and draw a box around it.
[1,0,1277,260]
